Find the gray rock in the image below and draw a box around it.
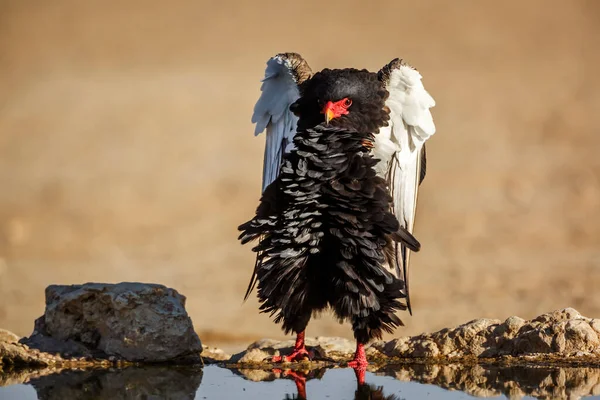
[22,283,202,362]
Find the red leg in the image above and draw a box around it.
[347,342,368,385]
[272,331,312,362]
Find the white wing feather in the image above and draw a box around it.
[244,54,311,300]
[375,60,436,314]
[251,55,303,192]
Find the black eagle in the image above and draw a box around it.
[238,53,436,377]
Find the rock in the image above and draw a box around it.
[22,333,96,359]
[564,320,600,352]
[532,307,582,324]
[375,308,600,359]
[6,306,599,369]
[311,336,355,359]
[0,340,62,367]
[21,283,202,362]
[504,316,526,333]
[590,319,600,336]
[201,346,231,362]
[411,339,440,358]
[311,336,355,353]
[0,329,21,344]
[235,348,278,363]
[433,318,501,357]
[376,337,409,357]
[513,325,555,354]
[226,308,600,364]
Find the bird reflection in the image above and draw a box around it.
[276,367,399,400]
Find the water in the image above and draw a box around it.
[1,363,600,399]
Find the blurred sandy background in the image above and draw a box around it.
[1,0,599,350]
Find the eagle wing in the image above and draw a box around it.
[375,59,437,314]
[244,53,311,300]
[251,53,312,192]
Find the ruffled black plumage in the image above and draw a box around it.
[239,122,415,343]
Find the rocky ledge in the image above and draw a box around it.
[203,308,600,366]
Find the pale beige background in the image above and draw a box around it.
[1,0,599,350]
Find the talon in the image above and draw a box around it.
[271,348,312,363]
[271,331,313,363]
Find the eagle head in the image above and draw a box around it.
[290,68,390,134]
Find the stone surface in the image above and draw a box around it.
[3,307,600,368]
[0,328,79,368]
[371,307,600,359]
[201,346,231,362]
[0,340,58,367]
[228,308,600,364]
[21,283,202,362]
[0,329,21,344]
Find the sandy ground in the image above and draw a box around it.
[1,0,599,350]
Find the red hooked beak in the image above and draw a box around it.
[321,98,351,125]
[322,101,336,125]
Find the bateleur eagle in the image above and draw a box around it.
[238,53,436,377]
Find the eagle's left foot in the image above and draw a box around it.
[272,347,311,362]
[347,342,368,384]
[271,331,312,363]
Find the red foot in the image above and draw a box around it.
[348,342,368,385]
[271,331,312,363]
[271,347,311,362]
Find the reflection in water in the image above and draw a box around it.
[1,362,600,399]
[29,366,203,400]
[234,368,399,400]
[233,363,600,399]
[377,363,600,399]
